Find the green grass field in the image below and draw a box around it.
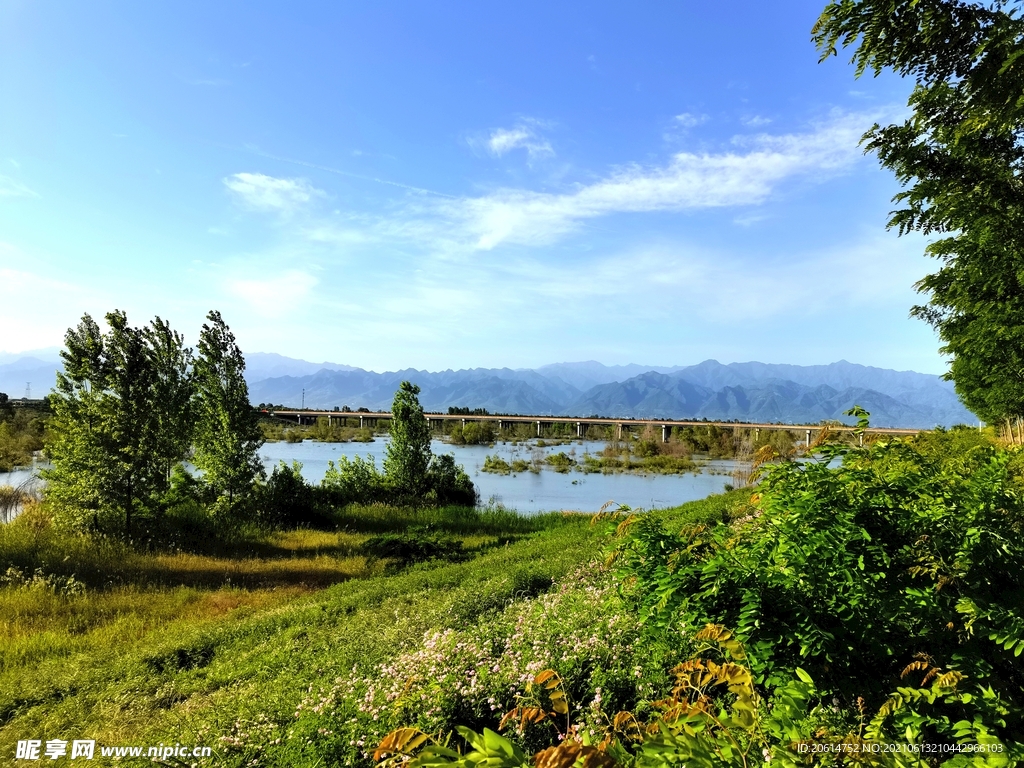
[0,493,741,766]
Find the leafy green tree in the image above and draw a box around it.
[45,311,164,537]
[813,0,1024,424]
[192,310,265,505]
[144,317,195,483]
[384,381,433,498]
[0,392,13,421]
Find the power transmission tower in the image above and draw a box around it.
[24,382,30,400]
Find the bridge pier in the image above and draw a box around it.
[576,421,582,438]
[662,424,670,443]
[805,429,811,449]
[537,420,542,437]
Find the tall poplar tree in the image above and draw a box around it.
[384,381,433,498]
[192,310,264,505]
[45,311,165,537]
[144,317,195,482]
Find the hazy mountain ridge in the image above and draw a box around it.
[246,356,977,429]
[0,355,63,399]
[0,350,975,428]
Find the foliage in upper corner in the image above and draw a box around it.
[604,408,1024,747]
[813,0,1024,424]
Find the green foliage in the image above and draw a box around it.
[482,455,512,474]
[426,453,477,506]
[44,312,173,537]
[449,421,496,445]
[143,317,194,483]
[379,625,1017,767]
[192,310,265,505]
[752,428,795,457]
[362,526,467,570]
[0,394,45,472]
[545,451,576,473]
[386,382,434,497]
[0,420,36,473]
[813,0,1024,422]
[322,455,391,507]
[481,455,531,475]
[259,461,333,528]
[606,417,1024,746]
[322,382,477,508]
[674,425,736,458]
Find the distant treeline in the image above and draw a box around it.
[0,392,47,472]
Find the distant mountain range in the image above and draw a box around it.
[0,349,976,429]
[246,357,976,429]
[0,349,63,400]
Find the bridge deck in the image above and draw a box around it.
[265,410,921,435]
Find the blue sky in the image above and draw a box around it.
[0,1,943,373]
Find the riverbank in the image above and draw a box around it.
[0,492,742,766]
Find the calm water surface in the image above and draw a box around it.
[0,439,744,516]
[260,438,741,514]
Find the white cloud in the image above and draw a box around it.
[446,111,875,249]
[0,175,38,198]
[224,173,323,213]
[741,115,772,127]
[674,113,708,128]
[485,122,554,160]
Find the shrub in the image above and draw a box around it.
[481,455,511,474]
[545,452,576,473]
[448,421,496,445]
[606,418,1024,746]
[259,461,333,528]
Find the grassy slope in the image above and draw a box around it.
[0,493,742,765]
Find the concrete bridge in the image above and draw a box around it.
[262,409,921,446]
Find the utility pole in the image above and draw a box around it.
[301,388,305,410]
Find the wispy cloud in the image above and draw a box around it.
[224,173,324,213]
[0,175,39,198]
[674,112,708,128]
[741,115,772,127]
[446,110,876,249]
[269,111,882,253]
[484,120,554,160]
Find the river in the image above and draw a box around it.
[0,439,744,516]
[260,437,742,513]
